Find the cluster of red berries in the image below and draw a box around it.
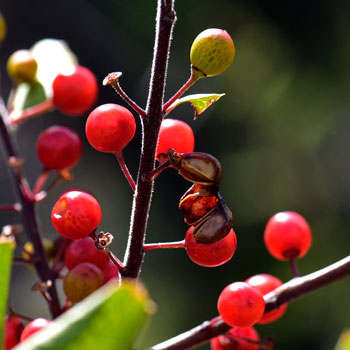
[63,237,119,304]
[210,211,312,348]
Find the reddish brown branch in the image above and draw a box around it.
[151,255,350,350]
[122,0,176,278]
[0,97,61,317]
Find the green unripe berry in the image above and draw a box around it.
[0,12,6,45]
[63,262,103,303]
[190,28,235,77]
[7,49,38,84]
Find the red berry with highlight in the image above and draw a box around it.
[211,327,260,350]
[217,282,265,328]
[156,119,194,161]
[246,274,287,324]
[36,125,82,170]
[52,65,98,116]
[185,226,237,267]
[51,190,102,239]
[20,318,51,341]
[264,211,312,260]
[63,262,103,303]
[86,103,136,154]
[4,315,24,350]
[64,237,110,270]
[102,261,120,284]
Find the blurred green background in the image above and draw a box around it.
[0,0,349,349]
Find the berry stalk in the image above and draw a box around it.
[150,254,350,350]
[143,240,185,251]
[122,0,176,278]
[0,96,61,317]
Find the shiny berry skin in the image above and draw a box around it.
[51,190,102,239]
[156,119,195,161]
[36,125,82,170]
[185,226,237,267]
[20,318,51,341]
[102,261,120,284]
[217,282,265,328]
[190,28,235,77]
[7,49,38,84]
[64,237,110,270]
[245,274,287,324]
[4,315,24,350]
[264,211,312,260]
[86,103,136,154]
[211,327,260,350]
[52,65,98,116]
[63,262,104,303]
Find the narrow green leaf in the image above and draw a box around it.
[0,235,15,348]
[166,93,225,119]
[335,329,350,350]
[13,280,155,350]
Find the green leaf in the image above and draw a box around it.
[335,329,350,350]
[13,280,155,350]
[0,234,15,348]
[166,93,225,119]
[11,39,77,116]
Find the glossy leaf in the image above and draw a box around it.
[335,329,350,350]
[0,234,15,347]
[166,93,225,119]
[13,281,155,350]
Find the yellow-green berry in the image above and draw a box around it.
[190,28,235,77]
[22,238,55,263]
[0,12,6,45]
[7,49,38,84]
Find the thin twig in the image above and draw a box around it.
[0,96,61,317]
[144,240,185,251]
[115,152,136,192]
[162,66,202,113]
[103,72,147,117]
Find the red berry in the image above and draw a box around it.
[185,226,237,267]
[64,237,110,270]
[85,103,136,154]
[20,318,51,342]
[102,261,120,284]
[264,211,312,260]
[217,282,265,328]
[51,190,102,239]
[63,262,104,303]
[36,125,82,170]
[245,274,287,324]
[4,315,24,350]
[52,65,98,116]
[211,327,260,350]
[156,119,195,161]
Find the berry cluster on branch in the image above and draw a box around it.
[0,1,348,350]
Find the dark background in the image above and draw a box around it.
[0,0,349,349]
